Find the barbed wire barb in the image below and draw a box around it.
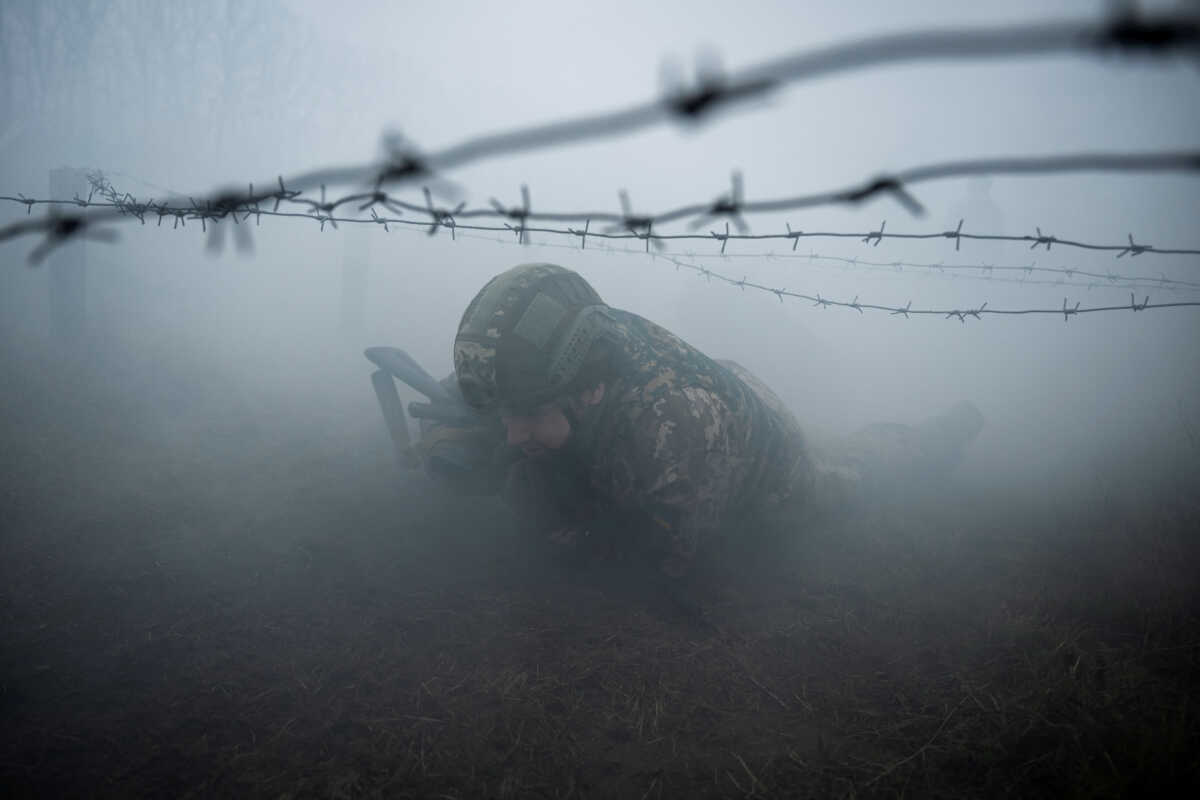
[1031,226,1056,250]
[689,170,749,233]
[568,219,591,250]
[711,221,731,254]
[786,222,801,251]
[864,220,887,246]
[369,208,390,232]
[1117,232,1151,257]
[948,219,964,250]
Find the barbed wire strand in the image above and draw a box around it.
[119,11,1200,199]
[95,172,1168,297]
[0,8,1196,259]
[653,253,1200,320]
[670,248,1200,293]
[15,175,1200,321]
[466,228,1200,294]
[455,223,1200,317]
[8,171,1195,298]
[4,163,1198,273]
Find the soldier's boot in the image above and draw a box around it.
[816,400,985,505]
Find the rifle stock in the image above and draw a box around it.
[370,369,414,470]
[364,346,455,405]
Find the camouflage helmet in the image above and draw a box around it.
[454,263,614,413]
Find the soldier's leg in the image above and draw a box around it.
[819,401,984,499]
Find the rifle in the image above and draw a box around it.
[364,347,495,484]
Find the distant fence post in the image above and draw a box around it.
[48,167,89,342]
[340,223,370,336]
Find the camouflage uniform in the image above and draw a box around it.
[432,262,980,577]
[499,309,812,576]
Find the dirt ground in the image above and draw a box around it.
[2,343,1198,799]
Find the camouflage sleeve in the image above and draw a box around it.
[607,385,749,577]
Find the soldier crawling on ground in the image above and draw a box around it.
[397,262,984,580]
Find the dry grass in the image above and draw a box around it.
[1,346,1197,798]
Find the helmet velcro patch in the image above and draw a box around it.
[512,292,568,352]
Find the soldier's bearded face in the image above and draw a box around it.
[502,405,571,455]
[501,384,606,457]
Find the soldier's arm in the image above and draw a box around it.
[612,385,744,577]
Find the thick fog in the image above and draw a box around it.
[4,0,1198,484]
[2,0,1198,796]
